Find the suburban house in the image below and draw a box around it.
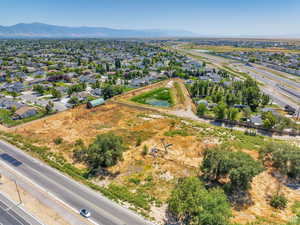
[13,106,37,120]
[250,115,263,126]
[91,88,102,96]
[71,91,90,101]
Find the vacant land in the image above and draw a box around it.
[6,80,300,225]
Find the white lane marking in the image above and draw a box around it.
[0,161,97,225]
[0,141,155,225]
[0,141,156,225]
[0,190,43,225]
[6,210,27,225]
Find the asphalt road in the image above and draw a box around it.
[0,193,41,225]
[184,48,300,109]
[0,141,152,225]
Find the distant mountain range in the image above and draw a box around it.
[0,23,199,38]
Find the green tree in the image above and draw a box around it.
[45,101,54,114]
[11,91,18,98]
[270,194,288,209]
[115,58,121,69]
[201,146,264,192]
[262,111,276,129]
[102,84,124,100]
[51,89,62,99]
[197,103,207,116]
[261,94,271,106]
[226,107,239,121]
[68,96,80,105]
[10,105,17,114]
[33,85,45,95]
[213,103,227,120]
[168,177,232,225]
[243,107,252,120]
[74,133,125,169]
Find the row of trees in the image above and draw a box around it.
[191,77,270,112]
[33,84,62,99]
[67,83,87,96]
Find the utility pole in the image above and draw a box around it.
[14,180,22,205]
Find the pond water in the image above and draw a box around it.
[195,49,212,53]
[145,98,171,107]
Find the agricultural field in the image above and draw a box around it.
[6,80,300,225]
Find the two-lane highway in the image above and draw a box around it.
[0,140,152,225]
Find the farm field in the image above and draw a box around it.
[6,79,300,225]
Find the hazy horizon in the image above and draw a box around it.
[1,0,299,37]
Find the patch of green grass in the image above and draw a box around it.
[0,109,46,127]
[292,201,300,215]
[229,130,267,150]
[131,87,174,107]
[123,86,135,92]
[164,129,189,137]
[174,82,185,104]
[107,184,151,210]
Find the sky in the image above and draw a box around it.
[1,0,299,36]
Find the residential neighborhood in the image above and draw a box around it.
[0,39,202,126]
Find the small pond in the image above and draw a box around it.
[145,98,171,107]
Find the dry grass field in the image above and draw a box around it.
[8,79,300,224]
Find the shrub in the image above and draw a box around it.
[142,145,148,156]
[128,177,141,185]
[53,137,63,145]
[74,139,84,147]
[270,194,288,209]
[136,136,142,146]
